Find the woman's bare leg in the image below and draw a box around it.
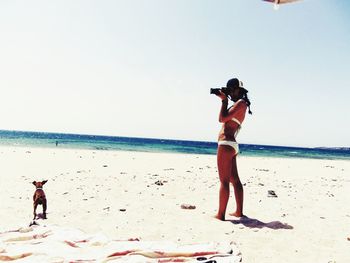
[215,145,234,221]
[229,156,244,217]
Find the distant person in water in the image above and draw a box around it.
[55,141,58,147]
[214,78,252,220]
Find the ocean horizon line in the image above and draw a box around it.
[0,129,349,160]
[1,129,348,151]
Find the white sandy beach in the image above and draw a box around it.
[0,146,349,262]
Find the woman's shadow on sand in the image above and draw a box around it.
[230,216,293,230]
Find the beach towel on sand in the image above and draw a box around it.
[0,224,241,262]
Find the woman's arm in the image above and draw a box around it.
[218,100,247,123]
[219,99,229,123]
[216,91,229,123]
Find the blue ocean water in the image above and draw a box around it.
[0,130,349,160]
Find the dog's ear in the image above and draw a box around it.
[32,181,37,186]
[42,180,48,185]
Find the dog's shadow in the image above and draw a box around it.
[230,215,293,230]
[30,213,47,226]
[35,213,47,220]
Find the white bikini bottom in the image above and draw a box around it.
[218,141,239,155]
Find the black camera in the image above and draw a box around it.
[210,87,231,96]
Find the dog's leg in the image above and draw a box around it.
[33,203,38,220]
[43,199,47,219]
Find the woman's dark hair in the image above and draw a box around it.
[239,89,252,114]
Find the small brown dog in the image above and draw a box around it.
[32,180,48,220]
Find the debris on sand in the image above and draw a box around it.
[155,180,167,186]
[267,190,278,198]
[180,204,196,210]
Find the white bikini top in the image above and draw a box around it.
[231,117,241,126]
[228,99,245,137]
[231,117,242,138]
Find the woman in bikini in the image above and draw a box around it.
[215,78,252,221]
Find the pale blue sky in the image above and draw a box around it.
[1,0,349,147]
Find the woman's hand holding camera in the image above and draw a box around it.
[216,90,228,102]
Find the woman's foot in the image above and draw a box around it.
[214,214,225,221]
[229,211,243,217]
